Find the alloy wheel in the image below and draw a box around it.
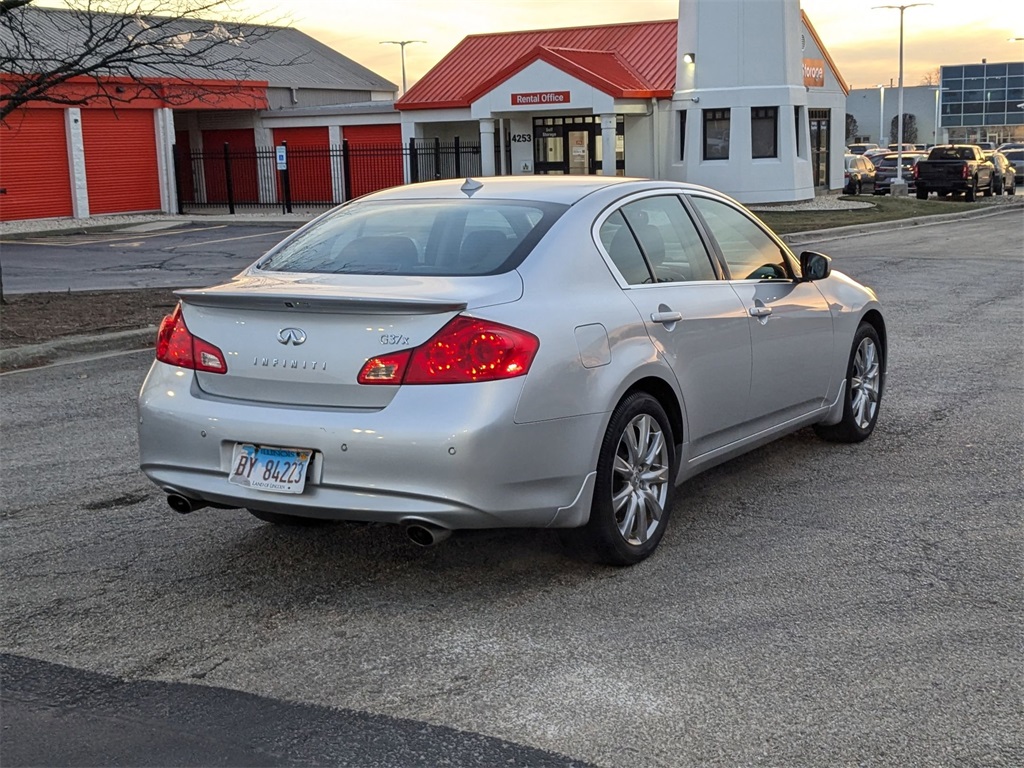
[611,414,670,545]
[850,336,881,430]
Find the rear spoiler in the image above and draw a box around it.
[175,289,467,316]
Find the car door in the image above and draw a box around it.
[597,194,752,455]
[687,194,835,432]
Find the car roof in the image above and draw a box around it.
[354,176,710,205]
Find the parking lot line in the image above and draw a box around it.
[164,229,296,248]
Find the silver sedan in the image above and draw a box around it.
[138,177,886,565]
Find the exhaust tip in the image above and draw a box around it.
[405,523,452,547]
[167,494,204,514]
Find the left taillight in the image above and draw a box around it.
[155,303,227,374]
[358,316,539,385]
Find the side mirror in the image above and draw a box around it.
[800,251,832,281]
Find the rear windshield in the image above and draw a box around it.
[257,199,567,276]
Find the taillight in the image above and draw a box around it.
[155,303,228,374]
[912,164,920,180]
[962,165,970,180]
[358,316,539,385]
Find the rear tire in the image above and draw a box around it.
[560,393,676,566]
[248,508,333,526]
[965,180,977,202]
[814,323,884,444]
[916,188,928,200]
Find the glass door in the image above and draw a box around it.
[567,130,590,174]
[809,109,830,187]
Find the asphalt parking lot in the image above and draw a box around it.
[1,212,1021,766]
[0,223,298,293]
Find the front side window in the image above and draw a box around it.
[690,196,794,281]
[752,107,778,158]
[258,200,565,276]
[703,109,731,160]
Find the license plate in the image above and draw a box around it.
[228,443,311,494]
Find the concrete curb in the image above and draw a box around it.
[781,197,1023,246]
[0,327,156,372]
[0,215,313,240]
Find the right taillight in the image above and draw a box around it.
[912,164,920,180]
[358,316,539,385]
[155,303,227,374]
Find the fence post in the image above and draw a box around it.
[172,144,184,215]
[223,142,235,215]
[454,136,461,178]
[280,139,292,214]
[409,137,418,184]
[341,139,353,201]
[434,137,442,179]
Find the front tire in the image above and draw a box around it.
[561,393,676,566]
[814,323,884,444]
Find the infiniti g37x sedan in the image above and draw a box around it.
[138,177,886,565]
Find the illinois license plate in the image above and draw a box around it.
[228,443,311,494]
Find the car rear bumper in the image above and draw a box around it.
[138,361,604,530]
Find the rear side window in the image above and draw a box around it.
[258,199,565,276]
[599,196,717,285]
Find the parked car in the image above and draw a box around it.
[847,142,879,155]
[137,176,886,565]
[996,142,1024,152]
[974,141,996,152]
[872,152,926,195]
[913,144,995,201]
[863,148,890,165]
[984,151,1017,195]
[844,154,877,194]
[1000,148,1024,187]
[887,143,916,152]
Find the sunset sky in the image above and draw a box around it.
[269,0,1023,92]
[40,0,1024,92]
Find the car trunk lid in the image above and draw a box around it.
[176,272,523,408]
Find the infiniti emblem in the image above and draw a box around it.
[277,327,307,346]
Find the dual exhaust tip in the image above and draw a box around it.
[166,494,452,547]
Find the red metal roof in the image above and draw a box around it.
[397,20,678,110]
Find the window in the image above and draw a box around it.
[600,210,651,285]
[703,109,730,160]
[794,106,801,156]
[258,199,566,276]
[751,107,778,158]
[679,110,687,161]
[599,196,717,284]
[690,196,794,281]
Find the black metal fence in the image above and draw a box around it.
[174,138,498,213]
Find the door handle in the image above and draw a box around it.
[748,306,773,318]
[651,311,683,324]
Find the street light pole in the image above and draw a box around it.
[874,3,932,191]
[380,40,426,95]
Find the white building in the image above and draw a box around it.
[396,0,850,202]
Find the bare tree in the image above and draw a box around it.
[0,0,292,122]
[846,113,859,142]
[920,68,941,86]
[889,114,919,144]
